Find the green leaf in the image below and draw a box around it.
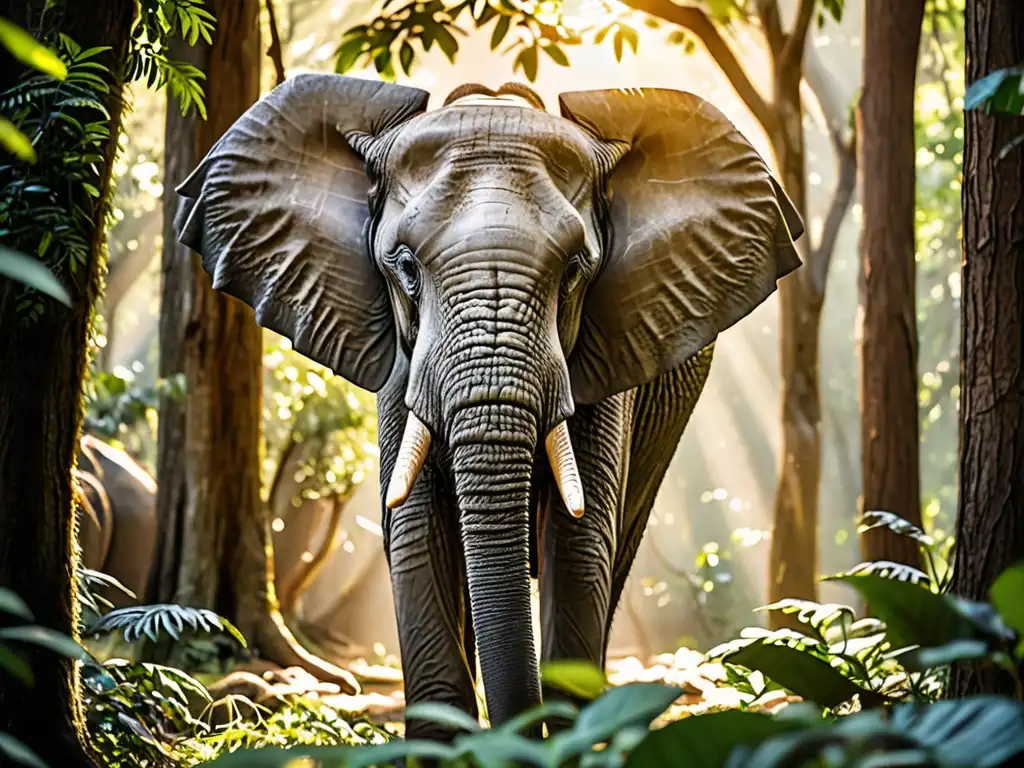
[725,640,872,709]
[754,600,855,642]
[0,17,67,80]
[349,740,459,768]
[627,710,801,768]
[540,660,607,700]
[515,44,538,82]
[830,572,1011,651]
[497,700,578,735]
[490,14,510,50]
[0,645,34,686]
[0,626,90,661]
[966,67,1024,115]
[893,696,1024,767]
[552,683,683,763]
[453,731,550,768]
[399,40,415,75]
[0,117,36,163]
[542,43,569,67]
[0,247,71,306]
[0,588,34,622]
[895,638,992,672]
[859,510,934,546]
[990,562,1024,636]
[0,734,47,768]
[335,38,364,73]
[433,24,459,61]
[404,701,481,732]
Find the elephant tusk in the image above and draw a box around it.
[545,421,585,519]
[385,412,432,509]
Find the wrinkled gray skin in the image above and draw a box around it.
[173,76,803,737]
[76,434,157,607]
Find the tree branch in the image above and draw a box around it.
[264,0,286,86]
[780,0,816,73]
[810,123,857,295]
[620,0,776,134]
[755,0,785,58]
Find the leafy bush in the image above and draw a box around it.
[81,643,390,766]
[262,336,377,502]
[191,513,1024,767]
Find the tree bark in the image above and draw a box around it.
[767,74,823,614]
[153,1,358,691]
[0,2,136,765]
[948,0,1024,699]
[856,0,926,568]
[154,0,264,620]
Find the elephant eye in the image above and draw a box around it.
[392,247,420,298]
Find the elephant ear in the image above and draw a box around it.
[174,74,429,391]
[559,88,804,404]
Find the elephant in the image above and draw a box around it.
[172,75,804,737]
[75,434,158,606]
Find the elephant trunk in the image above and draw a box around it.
[450,403,541,725]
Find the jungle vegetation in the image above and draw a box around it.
[0,0,1022,767]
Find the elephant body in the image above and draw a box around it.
[174,77,804,735]
[76,434,157,606]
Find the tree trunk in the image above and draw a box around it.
[154,0,264,621]
[856,0,925,568]
[768,75,822,619]
[948,0,1024,699]
[153,1,358,691]
[0,2,135,765]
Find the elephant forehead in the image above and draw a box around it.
[388,105,596,191]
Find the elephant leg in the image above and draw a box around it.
[604,345,715,644]
[378,357,477,741]
[539,391,632,713]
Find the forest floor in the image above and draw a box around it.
[207,648,800,733]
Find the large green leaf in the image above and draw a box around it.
[0,247,71,306]
[540,660,607,700]
[0,626,90,661]
[626,710,801,767]
[990,562,1024,639]
[453,730,551,768]
[753,600,855,643]
[828,573,1011,651]
[0,117,36,163]
[551,683,683,763]
[725,640,872,709]
[205,739,458,768]
[404,701,481,732]
[0,17,67,79]
[497,700,579,735]
[966,67,1024,115]
[892,696,1024,767]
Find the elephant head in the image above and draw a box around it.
[174,75,803,724]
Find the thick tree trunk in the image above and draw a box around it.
[948,0,1024,699]
[0,2,135,765]
[153,2,357,690]
[768,78,822,619]
[856,0,925,568]
[155,0,264,620]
